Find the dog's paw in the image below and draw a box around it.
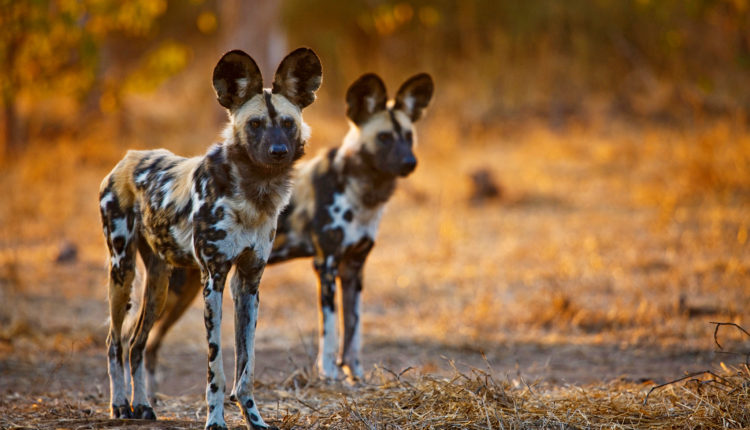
[250,422,279,430]
[340,363,364,383]
[318,366,341,382]
[111,402,132,419]
[132,404,157,420]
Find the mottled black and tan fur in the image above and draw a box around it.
[98,48,322,430]
[139,72,434,386]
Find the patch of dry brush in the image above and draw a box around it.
[273,361,750,429]
[270,325,750,429]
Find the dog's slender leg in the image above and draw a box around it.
[337,239,373,381]
[338,261,365,380]
[123,336,132,398]
[144,267,202,405]
[105,259,136,419]
[100,190,137,419]
[229,249,275,430]
[128,244,170,420]
[314,254,340,380]
[201,264,230,430]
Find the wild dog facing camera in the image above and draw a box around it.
[213,48,322,174]
[345,72,434,177]
[99,47,322,430]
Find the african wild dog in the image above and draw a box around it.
[136,72,434,388]
[98,48,322,430]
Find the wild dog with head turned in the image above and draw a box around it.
[98,48,322,430]
[139,72,434,387]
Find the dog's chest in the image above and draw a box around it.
[139,193,279,267]
[324,191,383,249]
[202,196,278,262]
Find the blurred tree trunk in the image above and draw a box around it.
[2,90,22,154]
[218,0,286,81]
[1,38,24,155]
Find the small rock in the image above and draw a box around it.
[469,168,503,205]
[55,241,78,264]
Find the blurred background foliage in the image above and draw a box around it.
[0,0,749,154]
[283,0,750,119]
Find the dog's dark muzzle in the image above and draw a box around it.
[398,155,417,176]
[269,143,289,160]
[265,127,293,163]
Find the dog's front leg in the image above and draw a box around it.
[201,265,230,430]
[314,254,340,380]
[337,239,373,381]
[338,260,365,381]
[229,248,275,430]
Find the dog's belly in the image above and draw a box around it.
[140,213,196,266]
[268,229,314,263]
[163,220,196,266]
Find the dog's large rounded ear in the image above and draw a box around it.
[272,47,323,110]
[394,73,434,122]
[346,73,387,126]
[213,50,263,112]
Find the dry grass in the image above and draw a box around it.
[280,364,750,429]
[3,354,750,429]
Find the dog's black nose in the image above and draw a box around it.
[399,156,417,175]
[269,143,289,159]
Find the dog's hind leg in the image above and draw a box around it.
[127,241,170,419]
[144,267,202,405]
[100,183,138,419]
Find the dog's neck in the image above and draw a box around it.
[211,138,294,216]
[334,135,397,209]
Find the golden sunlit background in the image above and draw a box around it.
[1,0,749,428]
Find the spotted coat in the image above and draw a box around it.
[99,48,321,430]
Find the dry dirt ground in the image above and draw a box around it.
[1,112,749,428]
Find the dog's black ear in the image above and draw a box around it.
[272,47,323,110]
[346,73,387,126]
[394,73,434,122]
[213,50,263,112]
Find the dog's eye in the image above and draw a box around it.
[249,119,262,129]
[377,132,394,144]
[281,119,294,129]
